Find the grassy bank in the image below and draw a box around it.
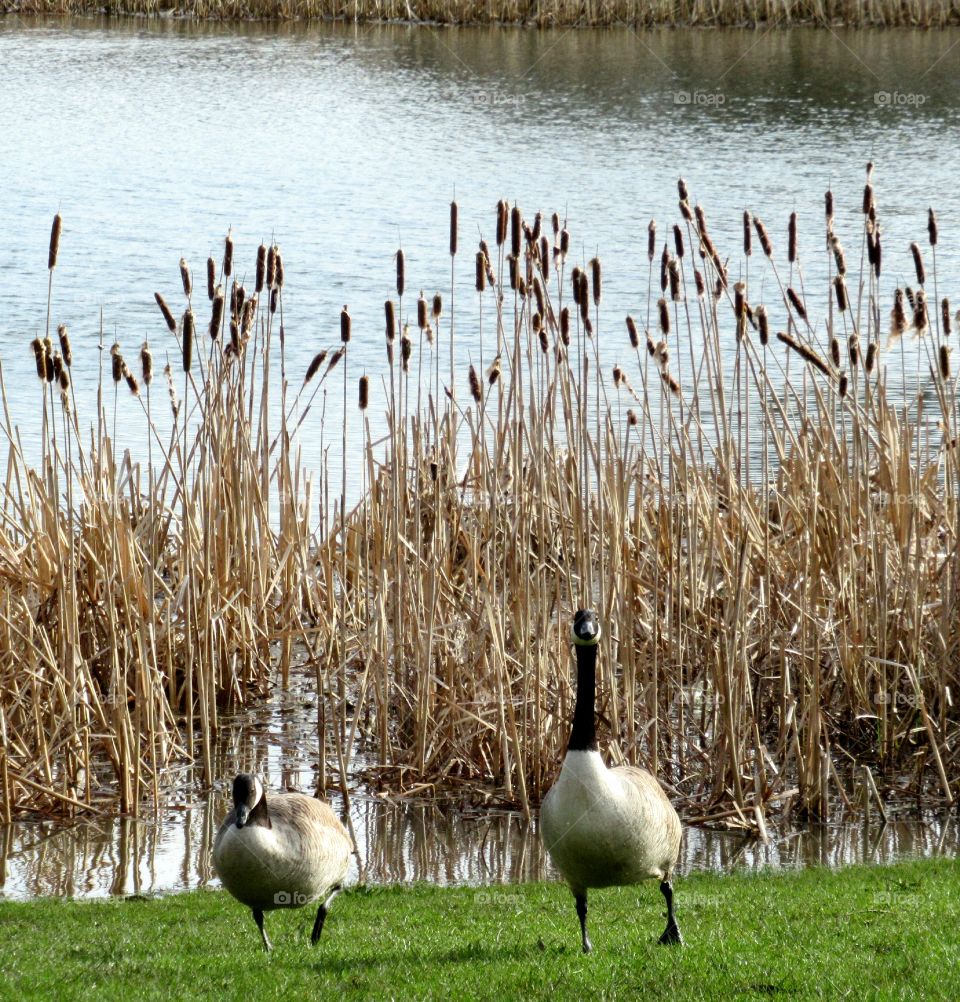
[7,0,960,28]
[0,860,958,999]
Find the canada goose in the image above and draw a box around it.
[212,774,352,951]
[540,609,682,953]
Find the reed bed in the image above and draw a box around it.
[2,171,959,834]
[8,0,960,28]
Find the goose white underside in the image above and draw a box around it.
[540,750,680,894]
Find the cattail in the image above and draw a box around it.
[661,371,681,396]
[834,276,848,311]
[539,235,551,283]
[155,292,176,333]
[714,277,724,300]
[31,338,46,380]
[496,200,509,246]
[223,233,234,277]
[905,286,916,312]
[532,311,542,334]
[654,340,669,371]
[135,340,152,385]
[590,257,601,306]
[660,244,669,292]
[873,230,882,278]
[862,184,874,215]
[164,363,180,417]
[359,375,369,409]
[259,245,274,291]
[58,366,70,394]
[928,208,938,247]
[849,335,860,368]
[396,249,405,298]
[242,297,257,340]
[274,248,284,289]
[756,304,769,345]
[538,325,548,353]
[942,298,951,336]
[432,293,442,318]
[658,297,670,334]
[560,228,570,259]
[400,330,412,371]
[890,290,908,341]
[626,315,639,349]
[776,330,831,377]
[910,242,925,285]
[694,269,705,298]
[939,344,951,380]
[509,205,523,259]
[830,338,841,369]
[111,343,124,383]
[673,224,684,259]
[340,305,351,343]
[825,189,834,224]
[578,271,590,324]
[743,211,752,256]
[48,213,63,271]
[449,201,458,256]
[646,334,656,357]
[571,266,583,306]
[678,178,688,202]
[866,341,878,373]
[679,199,693,222]
[831,235,847,276]
[560,307,570,345]
[476,251,487,292]
[252,244,265,293]
[206,256,216,301]
[487,356,501,385]
[753,217,772,257]
[179,257,192,299]
[914,289,928,335]
[51,352,62,385]
[532,212,543,242]
[57,324,72,367]
[668,259,681,302]
[182,309,194,371]
[231,281,244,320]
[612,364,623,388]
[867,223,878,267]
[647,220,656,261]
[125,369,139,396]
[479,240,495,285]
[626,408,638,427]
[787,287,807,320]
[694,204,707,235]
[209,289,224,339]
[552,212,560,236]
[305,350,328,384]
[385,300,396,343]
[468,364,482,402]
[838,372,848,398]
[533,277,545,317]
[788,212,797,263]
[734,282,746,319]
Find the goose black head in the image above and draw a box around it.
[571,609,601,647]
[232,774,265,829]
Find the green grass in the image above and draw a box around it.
[1,861,958,1000]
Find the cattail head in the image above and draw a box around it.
[468,364,481,403]
[928,208,938,247]
[831,235,847,276]
[753,217,772,257]
[539,235,551,283]
[400,330,412,372]
[394,249,405,298]
[48,213,62,270]
[825,189,834,224]
[612,364,623,388]
[449,201,458,256]
[890,289,908,342]
[788,212,797,264]
[838,372,848,398]
[939,343,951,381]
[510,205,522,259]
[913,289,929,335]
[125,369,140,396]
[207,256,216,300]
[432,293,442,318]
[209,288,224,340]
[626,315,639,349]
[274,248,284,289]
[51,352,63,387]
[910,242,926,285]
[647,220,656,261]
[341,305,351,343]
[668,259,681,302]
[255,244,267,293]
[476,251,487,293]
[487,356,501,385]
[560,227,570,259]
[155,292,176,333]
[660,244,669,292]
[31,337,46,381]
[679,199,693,222]
[179,257,192,299]
[848,334,860,369]
[241,296,256,340]
[830,338,841,369]
[862,184,874,215]
[590,257,601,306]
[57,324,72,367]
[673,224,684,259]
[304,350,328,384]
[385,300,396,342]
[834,275,848,312]
[182,309,195,371]
[866,341,878,373]
[743,211,752,256]
[560,307,570,345]
[658,297,670,335]
[58,367,70,395]
[223,233,234,277]
[578,271,590,324]
[694,269,705,298]
[270,287,279,315]
[678,178,688,202]
[496,200,509,246]
[756,304,769,345]
[111,343,124,383]
[538,325,548,354]
[787,287,807,321]
[873,230,882,278]
[552,211,560,236]
[359,374,369,409]
[140,342,153,385]
[942,298,951,337]
[571,266,583,306]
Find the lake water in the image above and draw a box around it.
[2,16,960,895]
[2,17,959,498]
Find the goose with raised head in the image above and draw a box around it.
[212,774,352,951]
[540,609,682,953]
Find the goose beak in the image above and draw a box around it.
[235,804,249,829]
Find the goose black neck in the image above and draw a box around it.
[568,641,598,752]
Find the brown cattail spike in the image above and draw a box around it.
[182,309,195,371]
[834,276,848,312]
[590,257,601,306]
[341,305,351,344]
[111,343,123,383]
[396,249,405,298]
[179,258,192,299]
[939,344,951,381]
[224,234,234,277]
[788,212,797,264]
[511,206,522,259]
[141,342,153,385]
[928,208,938,247]
[756,304,769,346]
[658,298,670,335]
[210,289,224,340]
[866,341,878,373]
[787,287,807,320]
[48,214,62,270]
[207,257,216,301]
[825,190,834,223]
[450,201,458,257]
[305,351,327,384]
[942,298,951,337]
[476,251,487,293]
[468,364,481,403]
[417,294,427,330]
[256,245,267,293]
[626,316,639,349]
[911,242,926,286]
[743,211,752,256]
[359,375,369,409]
[647,220,656,262]
[31,337,46,380]
[433,294,442,318]
[57,324,72,367]
[155,292,176,333]
[125,370,139,396]
[385,300,396,342]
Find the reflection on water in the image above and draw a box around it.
[1,796,957,900]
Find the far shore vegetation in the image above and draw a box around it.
[5,0,960,28]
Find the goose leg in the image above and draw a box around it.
[657,880,682,946]
[575,892,593,954]
[311,885,342,945]
[253,908,273,952]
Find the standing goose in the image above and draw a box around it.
[212,774,352,951]
[540,609,682,953]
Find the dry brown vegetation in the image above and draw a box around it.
[6,0,960,27]
[2,171,959,835]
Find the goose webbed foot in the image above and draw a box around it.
[575,892,593,954]
[253,908,273,952]
[658,879,683,946]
